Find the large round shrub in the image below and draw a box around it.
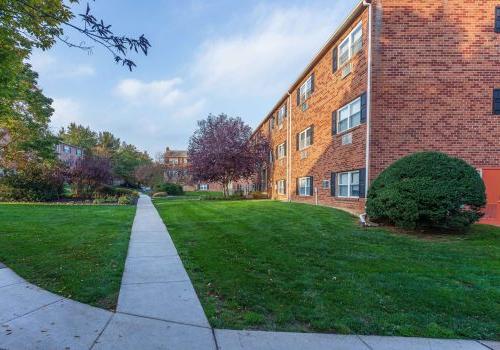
[366,152,486,231]
[153,182,184,196]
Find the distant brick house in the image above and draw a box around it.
[250,0,500,221]
[55,143,84,169]
[163,147,222,192]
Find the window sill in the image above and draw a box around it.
[336,124,362,137]
[334,196,361,201]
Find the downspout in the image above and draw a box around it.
[364,0,373,200]
[287,92,292,202]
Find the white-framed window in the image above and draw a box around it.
[338,97,361,133]
[76,149,82,156]
[299,75,313,103]
[63,145,71,153]
[277,179,286,195]
[277,105,286,126]
[199,184,208,191]
[322,179,330,189]
[298,176,312,196]
[298,127,313,150]
[277,143,286,159]
[169,158,179,165]
[338,171,360,198]
[338,21,362,67]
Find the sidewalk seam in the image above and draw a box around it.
[0,281,24,289]
[89,313,114,350]
[211,328,221,350]
[477,340,496,350]
[1,298,62,325]
[116,311,211,329]
[356,335,374,350]
[121,280,190,286]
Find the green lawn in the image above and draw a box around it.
[154,199,500,340]
[0,203,135,310]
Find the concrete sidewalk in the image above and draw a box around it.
[1,194,498,350]
[93,194,216,349]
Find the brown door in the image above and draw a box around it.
[482,168,500,225]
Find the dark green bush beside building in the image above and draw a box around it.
[366,152,486,231]
[153,182,184,196]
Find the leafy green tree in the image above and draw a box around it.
[58,123,97,151]
[0,0,150,70]
[0,62,59,168]
[94,131,120,158]
[112,143,152,186]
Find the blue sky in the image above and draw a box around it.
[30,0,359,157]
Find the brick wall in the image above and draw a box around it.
[253,0,499,214]
[261,6,370,212]
[369,0,500,181]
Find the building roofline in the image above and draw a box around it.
[252,0,367,137]
[58,142,84,149]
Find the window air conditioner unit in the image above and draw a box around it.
[342,132,353,145]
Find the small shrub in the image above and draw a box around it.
[118,195,132,205]
[104,196,117,203]
[93,198,105,205]
[153,183,184,196]
[97,185,139,198]
[366,152,486,231]
[152,191,168,198]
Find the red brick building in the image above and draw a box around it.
[163,147,222,192]
[55,143,84,168]
[252,0,500,220]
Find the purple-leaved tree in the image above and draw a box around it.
[188,114,269,197]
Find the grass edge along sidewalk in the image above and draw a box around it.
[0,203,135,310]
[154,198,500,340]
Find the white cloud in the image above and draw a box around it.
[191,4,339,97]
[50,97,83,129]
[114,78,184,106]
